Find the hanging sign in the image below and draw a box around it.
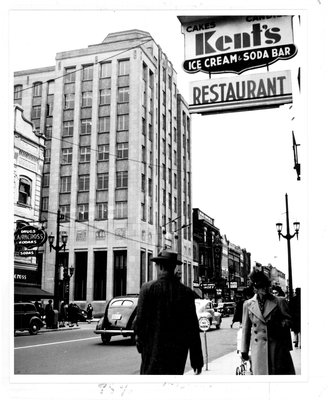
[189,70,292,114]
[180,16,297,74]
[14,225,47,248]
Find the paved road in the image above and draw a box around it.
[14,316,237,375]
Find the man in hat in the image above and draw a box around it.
[134,249,204,375]
[240,270,295,375]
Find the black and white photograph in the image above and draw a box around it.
[2,0,328,399]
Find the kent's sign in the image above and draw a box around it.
[180,16,297,74]
[189,70,292,114]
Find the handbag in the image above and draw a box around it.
[236,359,252,375]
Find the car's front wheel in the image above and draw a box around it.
[29,321,40,335]
[101,333,111,344]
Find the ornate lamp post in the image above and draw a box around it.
[276,194,300,301]
[48,209,68,309]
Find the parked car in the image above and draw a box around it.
[94,295,138,344]
[194,299,221,330]
[14,302,44,335]
[217,302,236,317]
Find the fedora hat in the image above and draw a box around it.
[150,249,182,265]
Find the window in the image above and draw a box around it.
[98,144,109,161]
[33,82,42,97]
[46,103,53,116]
[118,60,130,76]
[18,177,31,205]
[117,142,128,159]
[97,203,108,219]
[174,150,177,165]
[80,146,91,162]
[82,91,92,107]
[99,89,111,105]
[81,119,92,134]
[31,105,41,119]
[64,93,75,109]
[174,173,177,189]
[63,121,74,137]
[60,205,70,221]
[60,176,71,193]
[78,175,90,191]
[118,87,129,103]
[115,201,127,219]
[14,85,23,101]
[116,171,128,188]
[99,116,110,133]
[94,251,107,300]
[47,80,55,95]
[41,197,49,211]
[100,62,112,78]
[61,148,73,164]
[44,148,51,163]
[77,204,89,221]
[82,65,93,81]
[64,67,76,83]
[42,174,50,188]
[141,174,146,192]
[117,114,128,131]
[97,173,109,190]
[141,203,146,221]
[141,146,146,163]
[142,118,146,136]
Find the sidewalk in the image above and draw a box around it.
[40,318,99,333]
[185,346,301,375]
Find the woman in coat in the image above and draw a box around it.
[240,270,295,375]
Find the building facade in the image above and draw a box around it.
[13,104,49,300]
[14,30,193,312]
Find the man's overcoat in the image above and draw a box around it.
[240,294,295,375]
[134,273,203,375]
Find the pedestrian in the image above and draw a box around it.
[34,300,44,317]
[231,287,254,328]
[134,249,204,375]
[289,287,301,348]
[67,303,79,327]
[86,303,93,323]
[45,299,54,329]
[271,285,285,297]
[240,270,295,375]
[59,301,67,327]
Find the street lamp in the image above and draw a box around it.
[276,194,300,301]
[48,209,68,308]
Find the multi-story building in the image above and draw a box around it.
[192,208,222,299]
[13,104,50,300]
[14,30,193,312]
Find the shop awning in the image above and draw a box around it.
[14,285,54,299]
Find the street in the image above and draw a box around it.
[14,316,237,375]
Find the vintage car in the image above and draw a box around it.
[217,301,236,317]
[194,299,222,330]
[94,294,138,344]
[14,302,44,335]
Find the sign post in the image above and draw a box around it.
[199,317,211,370]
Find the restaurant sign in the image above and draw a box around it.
[180,16,297,74]
[189,70,292,114]
[14,225,47,249]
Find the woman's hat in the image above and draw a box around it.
[249,270,271,288]
[150,250,183,265]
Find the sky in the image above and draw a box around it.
[8,8,308,287]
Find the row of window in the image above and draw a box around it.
[41,201,128,221]
[51,143,128,165]
[42,171,128,191]
[63,86,129,110]
[13,60,128,100]
[61,114,128,136]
